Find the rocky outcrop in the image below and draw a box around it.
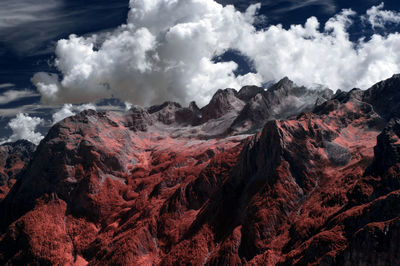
[230,77,333,134]
[147,101,202,126]
[147,101,182,125]
[124,106,154,131]
[200,88,245,123]
[175,101,201,126]
[236,85,264,102]
[0,140,36,200]
[367,118,400,175]
[363,74,400,120]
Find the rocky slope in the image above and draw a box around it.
[0,140,36,201]
[0,76,400,265]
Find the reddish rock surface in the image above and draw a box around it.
[1,75,400,265]
[0,140,36,201]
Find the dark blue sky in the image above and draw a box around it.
[0,0,130,91]
[0,0,400,141]
[0,0,129,138]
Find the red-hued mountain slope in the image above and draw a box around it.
[0,140,36,201]
[1,76,400,265]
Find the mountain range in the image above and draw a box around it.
[1,75,400,265]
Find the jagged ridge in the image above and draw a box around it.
[1,75,400,265]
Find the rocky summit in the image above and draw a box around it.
[1,76,400,265]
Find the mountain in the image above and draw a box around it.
[0,76,400,265]
[229,77,333,134]
[0,140,36,201]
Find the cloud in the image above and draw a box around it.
[0,104,43,118]
[216,0,336,14]
[0,83,15,89]
[0,0,60,29]
[0,101,121,118]
[271,0,336,14]
[32,0,262,106]
[0,89,38,105]
[235,8,400,91]
[52,103,96,124]
[124,102,133,111]
[0,113,44,145]
[32,0,400,107]
[364,2,400,29]
[0,0,128,55]
[0,0,62,54]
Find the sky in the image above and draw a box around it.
[0,0,400,144]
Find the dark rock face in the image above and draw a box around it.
[364,74,400,120]
[200,88,245,123]
[173,101,202,126]
[141,100,202,126]
[230,77,333,134]
[124,106,154,131]
[368,118,400,175]
[230,93,272,134]
[237,85,264,102]
[0,140,36,200]
[2,75,400,265]
[148,101,182,125]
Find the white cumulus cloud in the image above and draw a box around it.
[0,113,44,145]
[32,0,400,107]
[32,0,262,107]
[364,2,400,29]
[52,103,97,124]
[235,7,400,91]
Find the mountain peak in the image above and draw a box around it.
[200,88,244,122]
[268,76,294,92]
[147,101,182,114]
[363,74,400,120]
[188,101,200,112]
[230,78,333,134]
[392,73,400,79]
[124,106,153,131]
[237,85,264,101]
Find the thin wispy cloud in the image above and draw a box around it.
[217,0,337,14]
[0,0,61,29]
[0,83,15,89]
[272,0,337,14]
[0,0,63,55]
[0,104,46,117]
[0,89,39,105]
[0,0,128,55]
